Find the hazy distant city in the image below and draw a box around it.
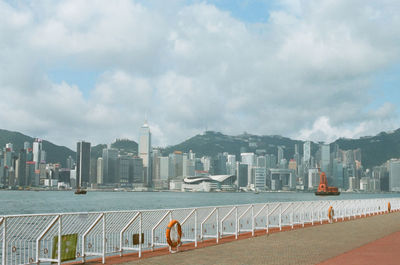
[1,121,399,193]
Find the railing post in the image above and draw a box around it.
[251,205,254,236]
[58,215,62,265]
[279,204,282,231]
[102,213,106,264]
[266,204,269,233]
[216,208,219,243]
[194,209,198,247]
[291,205,294,229]
[235,207,238,239]
[2,217,6,265]
[139,212,142,258]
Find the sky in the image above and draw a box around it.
[1,0,400,149]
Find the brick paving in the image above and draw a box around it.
[319,230,400,265]
[83,212,400,265]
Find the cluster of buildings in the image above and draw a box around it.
[1,124,400,193]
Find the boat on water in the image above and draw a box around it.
[74,187,87,195]
[315,171,340,196]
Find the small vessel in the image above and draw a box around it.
[74,186,87,195]
[315,171,340,196]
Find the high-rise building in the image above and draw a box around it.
[139,121,152,186]
[102,148,118,184]
[159,157,170,180]
[241,153,255,186]
[236,162,248,188]
[16,149,27,186]
[389,159,400,192]
[303,141,311,165]
[131,157,144,184]
[76,141,91,187]
[32,138,43,170]
[254,167,267,190]
[320,144,330,176]
[169,151,183,179]
[226,155,236,175]
[97,157,103,184]
[277,146,284,165]
[118,155,131,186]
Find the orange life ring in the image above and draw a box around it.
[328,206,334,219]
[388,202,391,213]
[166,219,182,248]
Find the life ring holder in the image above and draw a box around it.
[166,219,182,252]
[328,206,334,222]
[388,202,391,213]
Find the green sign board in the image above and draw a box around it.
[52,234,78,262]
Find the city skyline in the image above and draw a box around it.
[1,1,400,149]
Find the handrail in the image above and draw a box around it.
[119,212,140,257]
[151,210,171,249]
[2,197,400,265]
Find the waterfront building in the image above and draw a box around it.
[201,156,211,172]
[321,144,330,176]
[332,159,344,188]
[169,151,183,179]
[236,162,248,189]
[303,141,311,165]
[152,149,161,181]
[226,155,236,176]
[308,168,319,190]
[159,156,170,180]
[23,141,30,150]
[288,159,297,171]
[254,167,267,191]
[118,155,131,187]
[66,155,74,169]
[131,157,144,184]
[102,148,118,184]
[241,152,255,186]
[96,157,103,184]
[32,138,44,170]
[139,121,152,187]
[277,146,284,165]
[76,141,91,188]
[212,153,227,175]
[182,175,236,192]
[389,159,400,192]
[265,154,276,169]
[16,149,26,186]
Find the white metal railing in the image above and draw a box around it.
[0,198,399,265]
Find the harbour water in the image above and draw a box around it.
[1,190,400,215]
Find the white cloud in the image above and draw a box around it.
[1,0,400,150]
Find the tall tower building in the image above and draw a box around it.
[277,146,284,165]
[139,121,152,187]
[303,141,311,165]
[76,141,91,188]
[32,138,43,170]
[321,144,330,176]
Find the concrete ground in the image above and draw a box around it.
[114,212,400,265]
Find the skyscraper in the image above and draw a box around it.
[139,121,152,187]
[303,141,311,165]
[102,148,118,184]
[32,138,43,170]
[76,141,91,188]
[321,144,330,176]
[277,146,284,164]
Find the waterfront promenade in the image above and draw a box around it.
[98,211,400,265]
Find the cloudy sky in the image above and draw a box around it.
[1,0,400,149]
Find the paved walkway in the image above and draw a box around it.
[320,230,400,265]
[84,212,400,265]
